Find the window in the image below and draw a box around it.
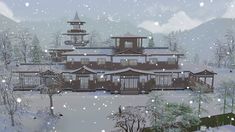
[63,74,73,81]
[121,59,128,66]
[97,58,106,65]
[149,58,158,64]
[168,58,176,64]
[121,59,138,66]
[128,59,137,66]
[125,41,133,48]
[81,58,89,64]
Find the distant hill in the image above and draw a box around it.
[147,18,235,63]
[177,18,235,62]
[2,14,235,64]
[0,14,19,31]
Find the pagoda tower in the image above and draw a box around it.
[63,12,89,47]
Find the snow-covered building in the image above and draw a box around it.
[13,13,216,94]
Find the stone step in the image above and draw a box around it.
[120,90,139,95]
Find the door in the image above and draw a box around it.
[121,77,139,90]
[156,74,172,87]
[80,77,89,89]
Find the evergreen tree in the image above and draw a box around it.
[148,35,155,48]
[31,35,43,63]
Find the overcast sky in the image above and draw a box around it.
[0,0,235,33]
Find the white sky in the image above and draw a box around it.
[0,0,235,33]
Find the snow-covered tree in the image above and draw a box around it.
[108,106,147,132]
[0,31,13,69]
[146,92,165,131]
[163,103,200,131]
[30,35,43,64]
[217,80,235,114]
[165,32,178,52]
[16,30,32,63]
[148,35,155,48]
[191,83,212,117]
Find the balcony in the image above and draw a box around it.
[64,40,89,46]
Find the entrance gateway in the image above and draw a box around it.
[80,77,89,89]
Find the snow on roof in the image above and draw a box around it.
[143,48,184,56]
[69,66,97,74]
[150,61,215,74]
[62,47,184,56]
[111,32,147,38]
[49,45,74,51]
[74,12,80,21]
[104,67,156,75]
[13,64,63,73]
[179,61,215,73]
[62,48,113,56]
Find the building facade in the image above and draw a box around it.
[13,13,216,94]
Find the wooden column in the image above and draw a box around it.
[212,76,214,89]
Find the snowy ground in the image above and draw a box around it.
[7,90,223,132]
[2,68,235,132]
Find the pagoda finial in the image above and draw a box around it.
[74,11,80,21]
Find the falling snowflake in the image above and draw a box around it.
[25,2,30,7]
[16,98,22,103]
[200,2,204,7]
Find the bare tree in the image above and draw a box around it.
[16,30,32,63]
[0,70,26,127]
[38,70,64,116]
[224,30,235,66]
[89,30,102,47]
[0,31,13,69]
[214,40,227,68]
[0,68,8,105]
[52,31,62,48]
[108,106,147,132]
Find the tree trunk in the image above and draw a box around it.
[224,87,227,114]
[2,96,7,105]
[198,87,202,117]
[232,87,234,113]
[10,113,15,126]
[49,95,54,116]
